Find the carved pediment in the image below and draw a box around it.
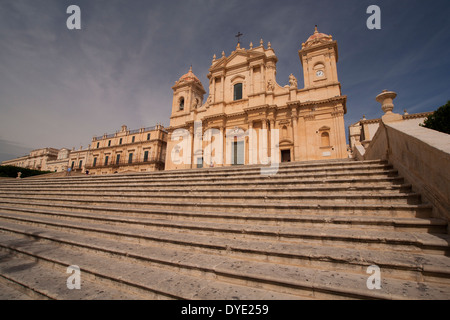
[210,49,266,72]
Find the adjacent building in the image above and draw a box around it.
[85,124,167,175]
[1,125,168,176]
[1,147,59,171]
[349,110,434,151]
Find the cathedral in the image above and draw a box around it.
[165,26,348,170]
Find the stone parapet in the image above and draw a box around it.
[364,120,450,227]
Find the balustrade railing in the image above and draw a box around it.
[85,156,163,169]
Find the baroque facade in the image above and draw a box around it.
[165,27,348,170]
[1,147,59,171]
[1,124,167,176]
[85,124,167,175]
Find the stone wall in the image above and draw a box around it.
[364,121,450,225]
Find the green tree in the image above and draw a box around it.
[422,101,450,134]
[0,165,51,178]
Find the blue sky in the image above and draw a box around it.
[1,0,449,162]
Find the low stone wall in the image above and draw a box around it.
[364,121,450,225]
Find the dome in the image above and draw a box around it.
[303,26,333,49]
[176,66,202,86]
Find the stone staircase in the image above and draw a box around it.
[0,159,449,300]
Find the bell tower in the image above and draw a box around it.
[299,26,341,96]
[171,66,206,116]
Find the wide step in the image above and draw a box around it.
[1,223,449,300]
[0,159,448,299]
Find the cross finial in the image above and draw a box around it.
[235,32,243,44]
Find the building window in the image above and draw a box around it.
[144,151,149,162]
[147,133,151,141]
[132,136,135,143]
[97,142,100,148]
[128,153,133,164]
[116,154,120,164]
[71,161,75,169]
[108,140,111,147]
[179,97,184,110]
[104,156,109,166]
[93,158,97,167]
[119,138,122,145]
[79,160,83,169]
[233,83,243,101]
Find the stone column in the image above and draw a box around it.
[298,116,307,161]
[291,108,299,161]
[248,121,254,164]
[269,119,275,158]
[261,64,265,93]
[222,126,227,166]
[221,75,225,102]
[212,77,216,104]
[189,127,194,169]
[249,67,253,95]
[262,119,268,163]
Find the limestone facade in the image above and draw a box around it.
[2,125,167,176]
[85,125,167,175]
[46,148,71,173]
[165,27,348,170]
[1,147,59,171]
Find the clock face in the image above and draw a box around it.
[316,70,324,77]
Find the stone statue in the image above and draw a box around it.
[267,79,275,92]
[289,74,297,88]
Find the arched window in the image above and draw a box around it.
[233,83,243,101]
[321,132,330,147]
[179,97,185,110]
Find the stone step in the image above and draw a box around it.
[1,208,448,257]
[1,168,400,187]
[60,163,396,181]
[29,162,395,181]
[0,253,149,300]
[0,176,407,191]
[0,191,422,205]
[0,197,432,218]
[1,157,448,300]
[0,183,415,195]
[0,231,307,300]
[0,277,34,300]
[4,159,384,183]
[0,196,432,218]
[0,204,446,234]
[0,222,449,299]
